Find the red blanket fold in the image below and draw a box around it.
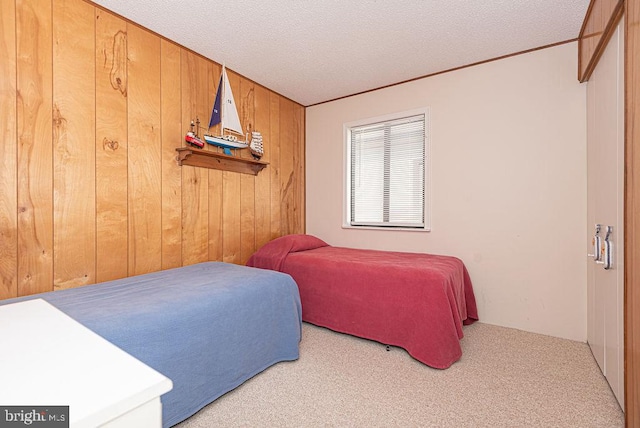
[247,235,478,369]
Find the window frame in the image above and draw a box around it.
[343,108,431,232]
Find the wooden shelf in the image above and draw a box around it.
[176,147,268,175]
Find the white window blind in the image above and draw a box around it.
[348,113,426,229]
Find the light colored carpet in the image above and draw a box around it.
[175,322,624,427]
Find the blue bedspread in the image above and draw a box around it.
[1,262,302,427]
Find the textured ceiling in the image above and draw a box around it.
[91,0,590,106]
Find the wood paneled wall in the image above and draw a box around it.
[0,0,305,300]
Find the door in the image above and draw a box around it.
[586,22,624,407]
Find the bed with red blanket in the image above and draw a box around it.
[247,234,478,369]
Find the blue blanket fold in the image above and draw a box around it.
[1,262,302,427]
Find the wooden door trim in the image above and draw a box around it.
[579,0,625,82]
[625,0,640,424]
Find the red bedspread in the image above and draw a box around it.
[247,234,478,369]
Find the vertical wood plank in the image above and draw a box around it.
[180,50,208,265]
[208,62,223,261]
[222,170,241,264]
[294,103,305,233]
[240,168,255,264]
[222,70,242,263]
[0,0,17,299]
[52,0,96,290]
[208,167,223,261]
[254,85,271,250]
[269,92,281,240]
[279,97,295,235]
[16,0,53,297]
[625,0,640,424]
[53,0,96,290]
[300,105,306,232]
[160,39,182,269]
[240,77,255,263]
[236,72,253,160]
[127,24,161,275]
[95,8,128,282]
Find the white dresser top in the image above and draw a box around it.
[0,299,173,427]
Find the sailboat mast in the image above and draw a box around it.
[220,65,226,133]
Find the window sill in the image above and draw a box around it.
[341,224,431,232]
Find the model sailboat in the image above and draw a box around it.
[204,65,249,155]
[249,131,264,159]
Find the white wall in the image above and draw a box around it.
[305,42,587,341]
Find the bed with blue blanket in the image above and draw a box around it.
[0,262,302,427]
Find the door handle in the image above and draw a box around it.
[588,224,602,261]
[602,226,613,270]
[589,224,613,270]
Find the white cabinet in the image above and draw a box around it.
[0,299,173,427]
[586,20,624,407]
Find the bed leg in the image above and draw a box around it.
[386,345,390,351]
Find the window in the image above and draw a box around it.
[345,109,429,230]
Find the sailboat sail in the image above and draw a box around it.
[204,65,249,155]
[221,68,243,135]
[208,73,223,128]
